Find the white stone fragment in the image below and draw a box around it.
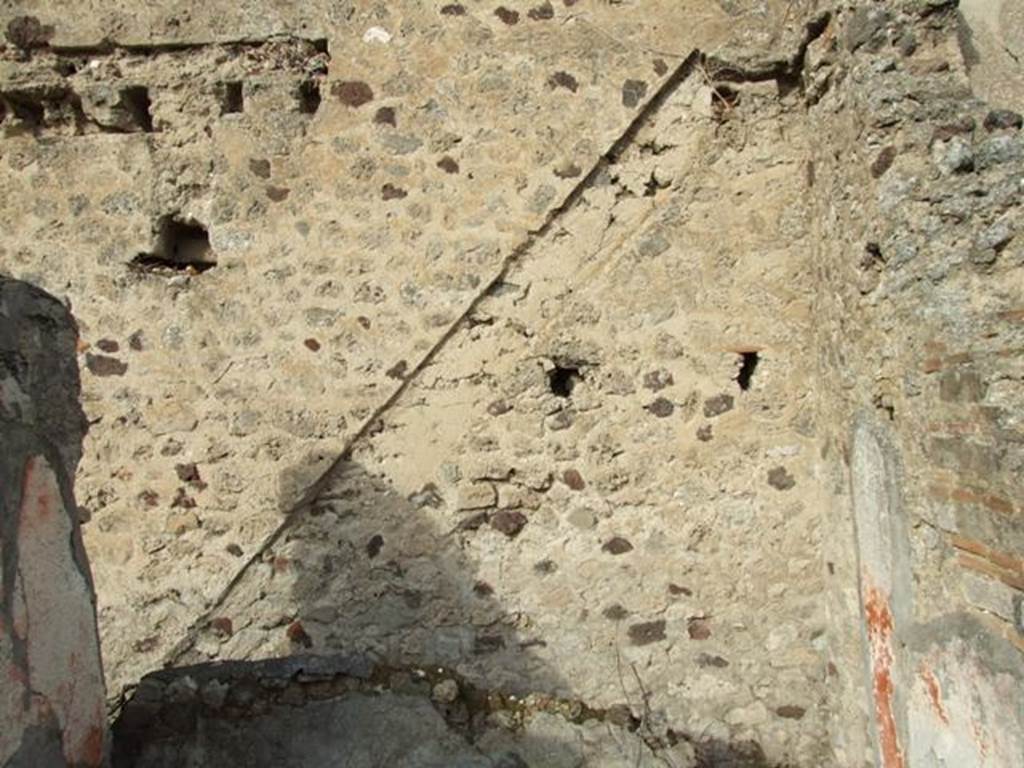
[363,26,392,44]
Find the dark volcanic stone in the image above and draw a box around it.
[249,158,271,178]
[646,397,674,417]
[374,107,396,126]
[628,619,666,646]
[602,604,629,621]
[643,369,674,391]
[687,617,711,640]
[333,81,374,108]
[871,146,897,178]
[495,7,519,24]
[6,16,54,49]
[696,652,729,668]
[366,534,384,558]
[85,353,127,377]
[767,466,796,490]
[562,468,585,490]
[602,537,633,555]
[776,705,806,720]
[490,510,527,538]
[622,79,648,108]
[703,393,734,417]
[528,2,554,21]
[548,71,578,92]
[437,156,460,174]
[984,109,1023,132]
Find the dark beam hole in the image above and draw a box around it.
[132,215,215,273]
[121,86,153,132]
[549,365,582,398]
[297,80,321,115]
[219,81,244,115]
[736,352,759,391]
[4,92,45,128]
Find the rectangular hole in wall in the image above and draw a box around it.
[297,79,321,115]
[1,87,90,135]
[219,81,244,115]
[121,86,154,132]
[131,215,216,273]
[2,91,45,130]
[736,352,759,391]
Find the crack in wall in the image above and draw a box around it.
[705,10,831,88]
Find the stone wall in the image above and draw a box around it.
[806,2,1023,766]
[0,0,816,710]
[1,2,1021,767]
[163,20,839,767]
[0,277,106,767]
[3,4,840,765]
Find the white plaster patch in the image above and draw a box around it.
[362,27,392,45]
[909,637,1024,768]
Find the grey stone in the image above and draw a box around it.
[845,7,892,52]
[379,133,425,155]
[974,135,1023,169]
[931,137,974,175]
[703,393,734,418]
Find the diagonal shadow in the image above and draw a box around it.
[113,454,792,766]
[111,456,679,767]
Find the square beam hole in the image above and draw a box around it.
[121,86,153,132]
[219,81,244,115]
[132,215,215,273]
[297,79,321,115]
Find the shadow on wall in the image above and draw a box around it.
[114,452,791,767]
[279,460,791,767]
[114,458,583,767]
[0,276,105,768]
